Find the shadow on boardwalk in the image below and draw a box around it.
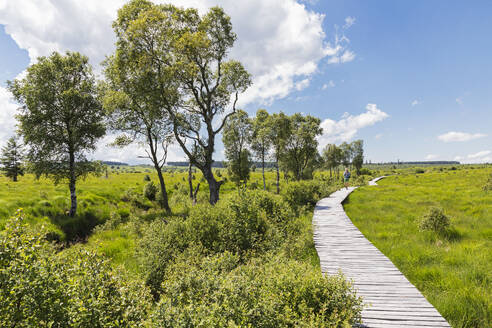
[313,177,450,328]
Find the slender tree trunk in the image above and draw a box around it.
[155,166,170,212]
[262,152,266,191]
[275,160,280,194]
[188,162,193,200]
[68,153,77,217]
[329,166,332,178]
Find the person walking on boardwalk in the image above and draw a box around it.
[343,168,351,189]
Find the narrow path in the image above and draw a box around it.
[313,177,450,328]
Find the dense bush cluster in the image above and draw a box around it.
[136,188,363,326]
[152,250,362,327]
[0,210,150,327]
[282,180,338,212]
[419,207,450,234]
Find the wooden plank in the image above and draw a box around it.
[312,178,450,327]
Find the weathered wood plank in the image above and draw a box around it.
[313,177,450,327]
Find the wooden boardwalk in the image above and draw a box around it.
[313,177,450,327]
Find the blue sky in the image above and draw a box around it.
[0,0,490,163]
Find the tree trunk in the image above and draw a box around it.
[203,165,222,205]
[262,153,266,191]
[68,154,77,217]
[188,162,193,200]
[156,166,170,212]
[275,161,280,194]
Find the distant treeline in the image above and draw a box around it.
[102,161,129,166]
[370,161,460,165]
[166,161,278,168]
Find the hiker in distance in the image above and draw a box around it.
[343,168,351,190]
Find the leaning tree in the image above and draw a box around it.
[8,51,105,217]
[0,136,24,182]
[102,0,181,211]
[112,0,251,204]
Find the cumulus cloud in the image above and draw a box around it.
[0,0,355,106]
[318,103,389,148]
[437,131,487,142]
[0,86,19,147]
[411,99,420,106]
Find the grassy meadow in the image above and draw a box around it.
[344,166,492,328]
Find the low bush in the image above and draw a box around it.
[143,182,158,201]
[282,180,338,212]
[419,207,450,234]
[358,167,373,176]
[0,210,151,327]
[143,174,151,181]
[415,168,425,174]
[138,191,295,297]
[152,251,363,327]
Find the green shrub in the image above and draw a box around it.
[143,174,151,181]
[152,251,362,327]
[282,180,337,211]
[0,210,151,327]
[138,191,293,297]
[419,207,450,234]
[143,182,158,201]
[358,167,372,176]
[415,168,425,174]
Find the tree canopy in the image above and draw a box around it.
[0,136,24,182]
[8,51,105,216]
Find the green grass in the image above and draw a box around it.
[344,167,492,327]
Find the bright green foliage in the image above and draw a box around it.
[0,136,24,182]
[419,207,451,234]
[102,0,178,211]
[0,210,151,327]
[138,191,292,297]
[344,168,492,327]
[143,181,158,201]
[281,113,322,180]
[223,110,252,187]
[8,51,105,217]
[282,180,339,212]
[152,251,362,328]
[268,112,292,193]
[111,0,251,204]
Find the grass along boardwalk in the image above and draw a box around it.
[313,177,450,327]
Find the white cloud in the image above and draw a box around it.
[468,150,491,159]
[454,150,491,164]
[425,154,438,160]
[0,86,18,148]
[374,133,383,139]
[455,97,463,104]
[411,99,420,106]
[295,78,310,91]
[437,131,487,142]
[318,103,389,148]
[0,0,355,106]
[321,80,335,90]
[343,16,356,29]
